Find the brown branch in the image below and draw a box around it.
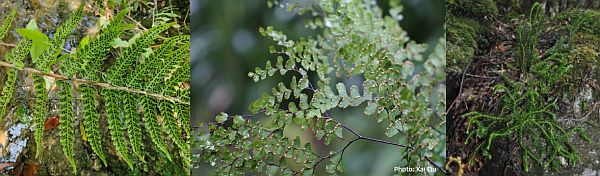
[0,60,189,105]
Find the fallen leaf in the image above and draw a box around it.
[44,116,60,132]
[20,163,38,176]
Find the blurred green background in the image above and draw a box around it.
[192,0,444,175]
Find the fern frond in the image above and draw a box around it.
[142,96,171,161]
[80,84,107,166]
[76,8,129,80]
[123,92,145,163]
[107,22,175,86]
[0,8,16,41]
[128,35,190,89]
[0,69,17,118]
[159,100,188,167]
[147,42,190,93]
[101,89,134,170]
[0,40,31,118]
[34,3,84,72]
[33,75,48,159]
[57,80,77,173]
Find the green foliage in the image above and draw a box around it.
[465,3,587,172]
[33,75,48,159]
[57,80,77,173]
[199,0,445,175]
[516,3,544,74]
[447,15,480,73]
[0,4,190,174]
[0,8,16,41]
[447,0,499,19]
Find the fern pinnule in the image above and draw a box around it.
[34,3,84,72]
[123,92,145,163]
[107,22,175,86]
[142,96,172,161]
[57,80,77,173]
[102,89,134,170]
[0,8,16,41]
[80,84,107,166]
[33,75,48,159]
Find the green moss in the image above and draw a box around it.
[448,0,499,19]
[447,16,480,73]
[564,33,600,91]
[555,10,600,36]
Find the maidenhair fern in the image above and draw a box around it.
[197,0,445,175]
[0,3,190,174]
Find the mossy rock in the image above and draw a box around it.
[447,16,480,74]
[448,0,499,19]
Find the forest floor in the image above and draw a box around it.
[447,1,600,175]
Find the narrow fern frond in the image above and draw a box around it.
[34,3,84,72]
[57,80,77,173]
[107,22,175,86]
[102,89,134,170]
[76,8,128,80]
[128,35,189,89]
[147,42,190,94]
[0,8,16,41]
[5,40,32,69]
[177,104,190,142]
[123,92,145,163]
[159,100,188,167]
[0,69,17,118]
[0,40,31,118]
[33,75,48,159]
[142,96,171,161]
[80,84,107,166]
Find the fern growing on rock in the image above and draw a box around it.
[197,0,445,175]
[0,3,190,174]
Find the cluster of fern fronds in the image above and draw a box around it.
[464,2,589,172]
[0,2,189,174]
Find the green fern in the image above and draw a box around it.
[0,3,190,174]
[0,8,16,41]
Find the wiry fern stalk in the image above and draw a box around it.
[33,3,84,72]
[0,8,16,41]
[33,75,48,158]
[80,84,107,166]
[102,89,134,170]
[57,80,77,173]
